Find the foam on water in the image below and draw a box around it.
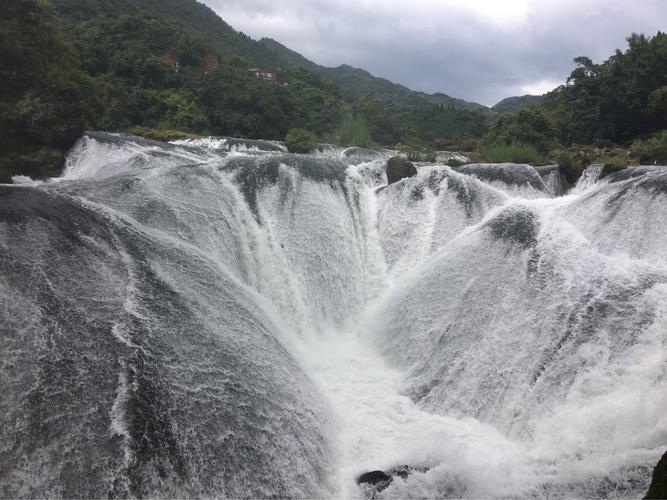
[1,132,665,498]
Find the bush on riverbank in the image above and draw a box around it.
[477,142,548,165]
[127,127,201,142]
[285,128,317,153]
[326,114,374,148]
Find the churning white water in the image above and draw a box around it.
[0,132,665,498]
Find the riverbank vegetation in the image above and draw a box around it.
[0,0,665,182]
[476,32,667,170]
[0,0,487,181]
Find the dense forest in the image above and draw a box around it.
[0,0,488,181]
[480,32,667,176]
[1,0,666,182]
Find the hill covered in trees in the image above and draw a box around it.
[54,0,489,112]
[1,0,665,182]
[257,38,489,112]
[479,32,667,175]
[0,0,491,181]
[492,94,545,113]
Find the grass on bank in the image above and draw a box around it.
[476,142,548,165]
[127,127,202,142]
[285,128,318,153]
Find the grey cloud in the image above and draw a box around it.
[204,0,666,106]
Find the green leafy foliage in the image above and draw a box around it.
[551,150,586,183]
[127,126,201,141]
[478,32,667,176]
[1,0,493,182]
[0,0,98,181]
[476,142,547,165]
[285,128,317,153]
[543,33,667,144]
[630,130,667,164]
[3,0,665,184]
[482,108,556,154]
[326,114,373,148]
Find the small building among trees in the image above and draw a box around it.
[248,68,278,81]
[201,53,219,74]
[160,52,180,72]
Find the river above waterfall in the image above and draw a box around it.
[1,132,665,498]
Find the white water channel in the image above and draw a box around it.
[1,132,665,498]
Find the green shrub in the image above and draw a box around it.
[552,149,585,182]
[484,108,557,154]
[285,128,317,153]
[446,158,465,167]
[433,135,478,152]
[128,126,201,141]
[600,154,629,171]
[0,147,64,182]
[398,140,436,162]
[630,130,667,164]
[329,114,373,148]
[477,142,547,165]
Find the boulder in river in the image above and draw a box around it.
[357,470,392,492]
[386,156,417,184]
[357,465,429,495]
[645,450,667,499]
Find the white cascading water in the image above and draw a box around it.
[0,132,665,498]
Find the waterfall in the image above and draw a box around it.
[1,132,665,498]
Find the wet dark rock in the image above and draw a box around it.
[357,465,429,495]
[486,206,540,248]
[534,164,572,196]
[225,137,285,152]
[645,451,667,499]
[605,165,667,183]
[446,158,466,167]
[343,147,384,163]
[459,163,547,191]
[388,464,429,479]
[223,154,348,216]
[386,156,417,184]
[603,169,667,210]
[357,470,392,491]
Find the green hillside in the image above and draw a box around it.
[492,94,545,113]
[258,38,489,111]
[0,0,490,182]
[53,0,488,112]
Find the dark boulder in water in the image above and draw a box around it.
[486,206,540,248]
[459,163,547,191]
[343,147,385,163]
[357,470,392,491]
[357,465,429,495]
[605,165,667,183]
[386,156,417,184]
[645,451,667,499]
[534,164,572,196]
[389,464,429,479]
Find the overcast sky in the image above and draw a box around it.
[202,0,666,106]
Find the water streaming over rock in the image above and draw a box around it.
[1,133,665,498]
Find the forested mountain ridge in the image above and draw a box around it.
[53,0,489,112]
[0,0,490,182]
[479,32,667,172]
[52,0,274,66]
[1,0,665,184]
[492,94,545,113]
[257,38,489,112]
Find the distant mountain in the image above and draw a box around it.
[54,0,275,64]
[258,38,489,112]
[54,0,489,112]
[492,94,546,113]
